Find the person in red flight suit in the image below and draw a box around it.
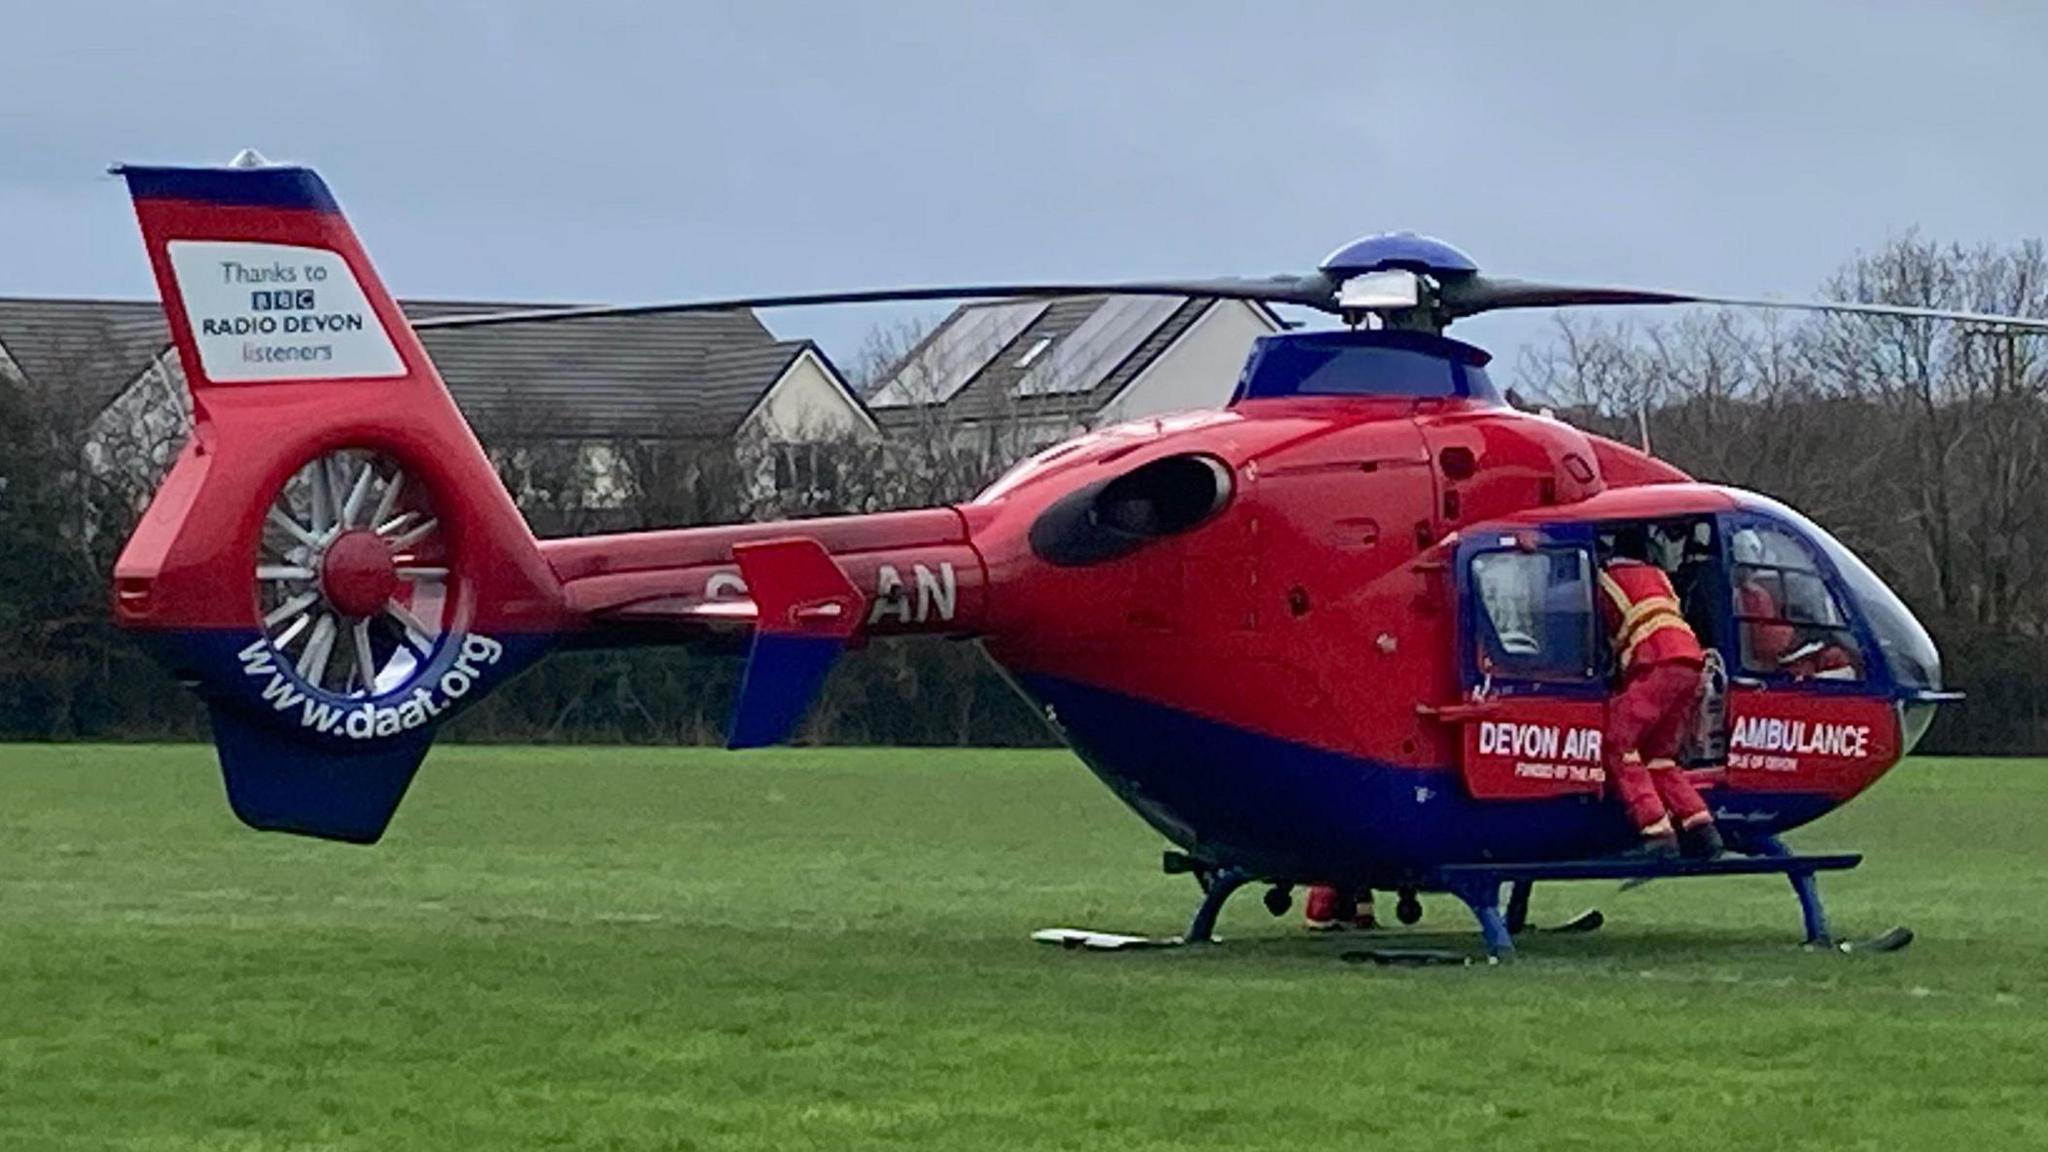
[1303,885,1375,931]
[1597,526,1724,859]
[1733,529,1860,681]
[1733,531,1798,673]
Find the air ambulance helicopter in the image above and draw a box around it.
[105,154,2048,961]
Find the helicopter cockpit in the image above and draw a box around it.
[1465,508,1937,691]
[1453,492,1944,803]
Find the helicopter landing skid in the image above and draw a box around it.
[1501,880,1608,936]
[1434,845,1866,960]
[1337,906,1603,967]
[1031,928,1184,951]
[1032,864,1256,951]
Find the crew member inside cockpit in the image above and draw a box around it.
[1734,529,1797,669]
[1732,528,1862,680]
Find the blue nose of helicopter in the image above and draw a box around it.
[1833,549,1946,753]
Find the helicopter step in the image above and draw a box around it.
[1432,846,1865,960]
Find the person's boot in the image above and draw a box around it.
[1679,818,1725,860]
[1627,817,1680,860]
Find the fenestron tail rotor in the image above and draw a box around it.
[406,231,2048,338]
[257,449,452,698]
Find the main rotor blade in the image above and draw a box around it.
[410,275,1337,330]
[1442,275,2048,331]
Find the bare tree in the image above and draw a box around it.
[1800,236,2048,627]
[0,325,199,738]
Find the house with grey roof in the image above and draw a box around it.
[0,297,197,484]
[402,304,872,445]
[0,296,877,523]
[0,298,173,413]
[864,294,1283,452]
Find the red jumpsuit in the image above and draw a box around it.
[1737,579,1797,671]
[1741,579,1859,679]
[1597,559,1713,837]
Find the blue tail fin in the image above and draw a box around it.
[724,538,866,749]
[210,705,432,843]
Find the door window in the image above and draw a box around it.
[1471,548,1597,682]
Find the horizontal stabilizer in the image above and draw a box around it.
[724,538,865,750]
[210,704,432,844]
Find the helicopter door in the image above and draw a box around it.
[1451,530,1609,800]
[1719,519,1903,793]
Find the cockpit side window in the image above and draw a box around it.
[1729,525,1865,680]
[1471,548,1597,683]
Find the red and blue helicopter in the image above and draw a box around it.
[107,156,2048,960]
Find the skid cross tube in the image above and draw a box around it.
[1444,877,1514,958]
[1184,867,1251,944]
[1432,850,1864,958]
[1505,879,1535,935]
[1752,835,1837,945]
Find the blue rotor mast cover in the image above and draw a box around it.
[1231,328,1499,405]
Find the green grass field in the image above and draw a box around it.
[2,745,2045,1150]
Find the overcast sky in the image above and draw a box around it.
[4,1,2044,378]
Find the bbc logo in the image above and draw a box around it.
[251,289,317,312]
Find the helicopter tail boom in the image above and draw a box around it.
[543,515,990,747]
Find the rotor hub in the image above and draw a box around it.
[1319,232,1478,280]
[319,529,400,619]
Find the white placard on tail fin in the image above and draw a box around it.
[166,240,405,383]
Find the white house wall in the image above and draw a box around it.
[1099,301,1278,424]
[743,348,878,442]
[84,354,191,481]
